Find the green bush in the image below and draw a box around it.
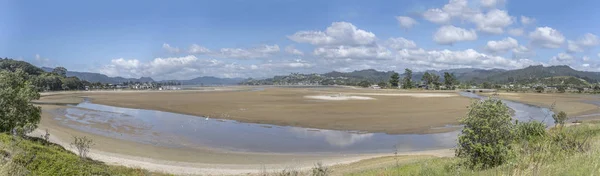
[553,111,568,127]
[311,162,330,176]
[456,98,514,169]
[515,121,547,141]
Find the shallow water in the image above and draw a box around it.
[52,92,553,154]
[459,92,555,127]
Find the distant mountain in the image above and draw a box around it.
[41,67,245,85]
[42,67,155,84]
[162,76,246,85]
[486,65,600,83]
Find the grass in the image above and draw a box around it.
[343,123,600,176]
[0,133,170,176]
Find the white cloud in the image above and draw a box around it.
[188,44,211,54]
[313,45,392,60]
[285,45,304,55]
[529,27,565,48]
[216,45,280,59]
[480,0,505,8]
[433,25,478,45]
[566,33,599,53]
[396,16,418,29]
[567,40,584,53]
[512,45,535,58]
[578,33,600,47]
[422,9,451,24]
[520,16,536,25]
[469,9,513,34]
[396,48,537,70]
[385,37,417,50]
[550,53,574,65]
[583,56,590,62]
[162,43,180,53]
[484,37,519,54]
[33,54,52,67]
[442,0,473,18]
[508,28,524,36]
[288,22,376,46]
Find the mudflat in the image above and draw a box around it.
[41,87,472,134]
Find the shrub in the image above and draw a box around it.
[456,98,514,169]
[515,121,547,141]
[70,136,94,159]
[553,111,568,127]
[311,162,330,176]
[0,69,41,134]
[278,168,300,176]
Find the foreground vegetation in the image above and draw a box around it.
[0,133,168,176]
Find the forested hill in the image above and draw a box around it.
[486,65,600,83]
[41,67,154,84]
[242,65,600,86]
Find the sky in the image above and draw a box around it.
[2,0,600,80]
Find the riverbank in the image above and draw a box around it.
[480,92,600,119]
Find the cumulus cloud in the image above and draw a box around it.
[396,16,418,29]
[188,44,211,54]
[433,25,478,45]
[567,40,584,53]
[396,48,537,70]
[529,27,565,48]
[484,37,519,54]
[288,22,376,46]
[313,45,392,60]
[583,56,590,62]
[508,28,524,36]
[422,9,451,24]
[215,45,280,59]
[468,9,513,34]
[385,37,417,50]
[285,45,304,55]
[162,43,180,53]
[550,53,574,65]
[567,33,599,53]
[480,0,505,8]
[512,45,535,59]
[520,16,536,25]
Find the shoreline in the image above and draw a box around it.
[29,127,453,175]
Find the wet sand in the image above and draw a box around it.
[52,87,471,134]
[33,87,465,175]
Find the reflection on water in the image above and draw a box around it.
[459,92,555,127]
[54,100,458,154]
[52,93,553,154]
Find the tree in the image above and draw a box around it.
[443,72,457,90]
[431,74,441,90]
[456,98,513,169]
[482,82,491,89]
[377,81,387,88]
[71,136,94,159]
[358,81,371,88]
[557,86,566,93]
[552,111,568,127]
[389,72,400,88]
[52,67,67,77]
[535,86,544,93]
[0,69,41,134]
[422,72,432,85]
[402,69,413,89]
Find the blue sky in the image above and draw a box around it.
[2,0,600,80]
